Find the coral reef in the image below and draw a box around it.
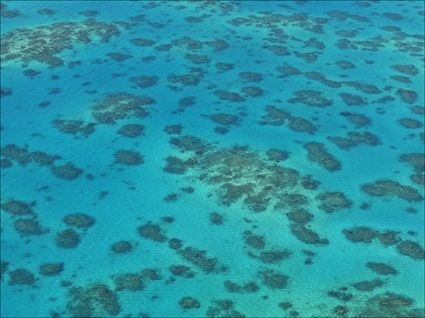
[361,180,423,202]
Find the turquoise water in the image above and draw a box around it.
[1,1,424,317]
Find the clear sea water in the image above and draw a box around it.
[1,1,424,317]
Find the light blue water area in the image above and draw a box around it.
[1,1,424,317]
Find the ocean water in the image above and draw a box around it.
[1,1,424,317]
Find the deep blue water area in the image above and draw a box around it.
[1,1,424,317]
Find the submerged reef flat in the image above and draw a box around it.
[1,1,424,317]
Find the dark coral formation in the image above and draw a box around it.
[340,111,371,128]
[287,116,318,134]
[241,86,264,97]
[8,269,36,286]
[343,226,424,261]
[91,93,153,124]
[167,135,317,214]
[335,60,355,69]
[185,53,210,64]
[214,89,245,103]
[1,144,61,167]
[259,269,289,289]
[343,226,379,243]
[0,87,13,97]
[169,265,195,278]
[328,288,353,302]
[167,68,205,87]
[215,62,234,72]
[4,129,69,176]
[352,279,384,292]
[39,263,64,276]
[63,213,95,229]
[260,105,317,134]
[391,64,419,76]
[266,149,289,162]
[130,75,159,89]
[110,241,133,254]
[224,280,259,293]
[1,198,34,216]
[399,153,425,185]
[361,180,423,202]
[366,262,398,276]
[113,273,144,291]
[209,212,224,225]
[2,2,424,317]
[205,299,245,318]
[276,65,302,77]
[339,93,366,106]
[397,89,418,104]
[56,229,81,248]
[286,209,313,224]
[239,72,263,82]
[138,223,167,242]
[288,90,333,107]
[163,156,196,174]
[357,292,423,317]
[52,119,96,137]
[176,246,223,274]
[205,113,240,127]
[398,118,423,129]
[1,19,121,66]
[67,284,121,317]
[165,135,331,247]
[113,150,144,166]
[164,124,182,135]
[51,163,83,180]
[243,231,266,250]
[14,218,49,236]
[328,131,381,150]
[316,191,352,213]
[179,296,201,310]
[117,124,145,138]
[130,38,155,46]
[1,261,9,281]
[250,249,292,264]
[304,142,341,172]
[290,223,329,245]
[1,3,22,18]
[259,105,290,126]
[396,240,425,260]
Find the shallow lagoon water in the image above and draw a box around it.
[1,1,424,317]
